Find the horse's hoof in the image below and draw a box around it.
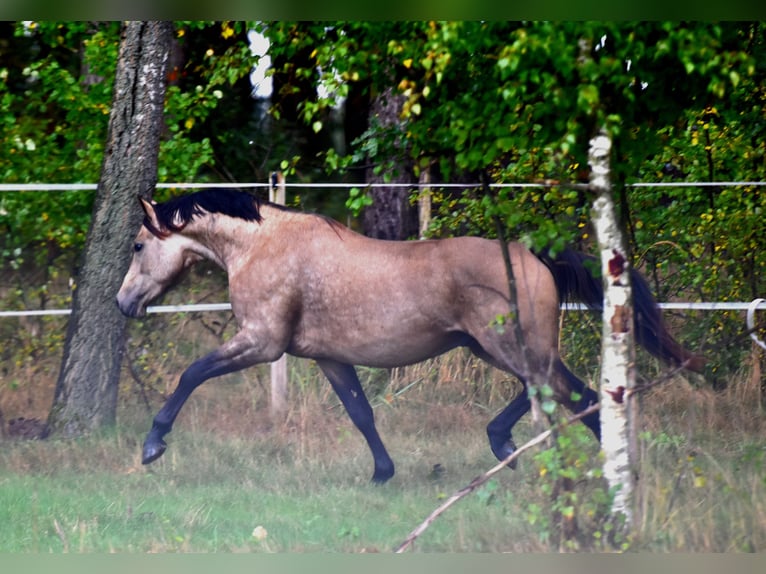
[492,440,518,470]
[142,439,167,465]
[371,462,395,484]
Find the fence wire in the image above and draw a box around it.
[3,181,766,192]
[1,180,764,318]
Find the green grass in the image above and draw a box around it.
[0,410,546,552]
[3,245,765,554]
[1,349,765,553]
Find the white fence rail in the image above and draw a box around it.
[3,303,765,354]
[2,301,765,318]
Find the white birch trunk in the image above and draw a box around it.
[589,129,637,527]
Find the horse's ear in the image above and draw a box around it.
[139,197,166,236]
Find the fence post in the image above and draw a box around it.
[269,172,288,420]
[418,162,432,239]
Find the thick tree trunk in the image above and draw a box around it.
[589,129,638,528]
[47,21,173,437]
[362,88,418,240]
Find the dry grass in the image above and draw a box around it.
[632,349,766,552]
[1,274,765,551]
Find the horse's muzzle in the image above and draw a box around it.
[116,296,145,318]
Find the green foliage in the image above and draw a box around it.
[345,186,373,216]
[529,422,629,550]
[270,22,760,236]
[279,23,751,177]
[0,21,257,265]
[629,100,766,378]
[263,21,765,381]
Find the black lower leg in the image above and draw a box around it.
[319,360,395,483]
[141,352,225,465]
[141,385,196,465]
[576,387,601,440]
[142,420,170,464]
[487,391,531,468]
[558,362,601,440]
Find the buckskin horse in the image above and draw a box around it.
[116,189,704,482]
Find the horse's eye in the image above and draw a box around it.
[134,243,144,253]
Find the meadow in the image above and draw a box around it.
[1,264,765,553]
[1,325,765,552]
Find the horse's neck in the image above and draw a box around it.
[181,215,255,270]
[184,206,342,271]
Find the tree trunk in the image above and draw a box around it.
[362,88,418,240]
[589,128,638,529]
[47,21,173,437]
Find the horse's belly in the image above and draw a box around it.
[287,324,465,368]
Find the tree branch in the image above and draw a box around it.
[394,402,600,553]
[394,359,694,553]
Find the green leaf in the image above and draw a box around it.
[541,400,556,415]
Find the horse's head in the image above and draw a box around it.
[117,198,203,318]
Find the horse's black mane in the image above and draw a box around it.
[145,187,345,239]
[145,188,264,236]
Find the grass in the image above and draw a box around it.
[1,274,765,552]
[1,350,765,552]
[0,391,535,552]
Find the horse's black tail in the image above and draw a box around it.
[536,248,706,374]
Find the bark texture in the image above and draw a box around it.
[362,88,418,240]
[589,129,638,527]
[47,21,173,437]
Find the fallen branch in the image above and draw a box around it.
[394,402,601,553]
[393,357,703,552]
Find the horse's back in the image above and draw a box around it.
[311,229,558,329]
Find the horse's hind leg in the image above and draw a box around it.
[486,389,530,467]
[316,359,395,484]
[468,341,531,467]
[483,356,601,470]
[554,359,601,440]
[470,337,600,468]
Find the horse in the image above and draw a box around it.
[117,188,705,483]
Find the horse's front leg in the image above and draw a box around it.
[142,330,272,465]
[316,359,395,484]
